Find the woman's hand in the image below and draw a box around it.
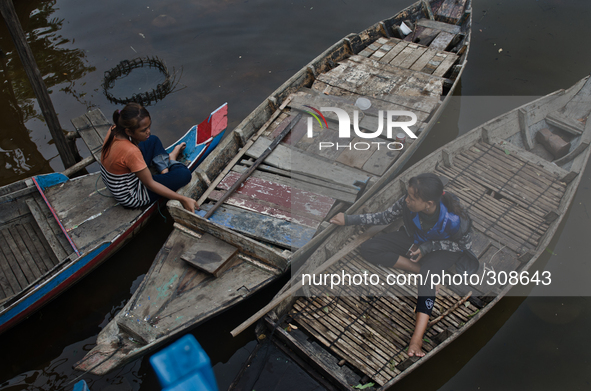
[180,196,198,213]
[409,248,423,263]
[136,168,199,212]
[330,213,345,225]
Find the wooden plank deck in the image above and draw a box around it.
[43,172,147,253]
[0,192,63,303]
[196,24,463,254]
[70,109,111,162]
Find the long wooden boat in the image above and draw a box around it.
[231,75,591,390]
[0,104,227,335]
[75,0,472,374]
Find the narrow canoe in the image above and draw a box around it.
[0,103,227,335]
[237,75,591,390]
[75,0,472,374]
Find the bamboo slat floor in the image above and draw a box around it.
[287,140,563,385]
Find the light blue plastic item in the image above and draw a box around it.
[149,334,218,391]
[73,380,89,391]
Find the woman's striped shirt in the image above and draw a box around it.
[100,165,151,208]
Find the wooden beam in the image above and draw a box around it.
[0,0,77,168]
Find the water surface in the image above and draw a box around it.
[1,0,591,390]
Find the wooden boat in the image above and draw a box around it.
[0,104,228,335]
[75,0,472,374]
[230,75,591,390]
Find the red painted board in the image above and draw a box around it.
[208,190,321,229]
[218,171,336,221]
[270,115,308,146]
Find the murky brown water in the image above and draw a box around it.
[1,0,591,390]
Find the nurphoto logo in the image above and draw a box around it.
[304,106,418,151]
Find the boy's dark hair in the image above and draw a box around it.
[408,173,467,218]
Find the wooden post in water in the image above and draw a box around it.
[0,0,78,168]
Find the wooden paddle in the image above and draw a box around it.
[204,113,302,219]
[230,224,387,337]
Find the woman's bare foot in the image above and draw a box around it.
[408,339,425,357]
[169,142,186,161]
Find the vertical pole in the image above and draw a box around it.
[0,0,77,168]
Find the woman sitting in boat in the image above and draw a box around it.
[330,173,477,357]
[100,103,197,212]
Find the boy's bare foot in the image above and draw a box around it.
[408,339,425,357]
[169,142,186,161]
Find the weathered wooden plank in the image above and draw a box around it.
[32,196,74,256]
[16,223,54,271]
[7,224,47,283]
[67,200,143,253]
[421,52,447,74]
[546,112,584,135]
[311,79,440,115]
[234,162,359,203]
[389,43,422,67]
[198,203,315,249]
[428,31,455,51]
[24,199,69,260]
[23,221,59,267]
[85,109,112,141]
[362,142,402,176]
[306,127,344,161]
[208,189,321,229]
[0,245,18,296]
[436,0,468,24]
[411,28,440,48]
[43,173,121,233]
[432,52,459,77]
[0,231,28,289]
[218,171,335,222]
[71,114,103,161]
[245,137,371,188]
[335,137,378,169]
[180,232,238,277]
[399,45,428,69]
[416,18,461,35]
[344,55,445,96]
[380,40,409,64]
[0,184,36,206]
[289,88,431,132]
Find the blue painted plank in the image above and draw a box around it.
[198,204,316,249]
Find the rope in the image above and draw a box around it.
[95,174,114,198]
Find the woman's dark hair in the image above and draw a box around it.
[101,103,150,160]
[408,173,467,218]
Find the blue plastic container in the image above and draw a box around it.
[149,334,218,391]
[73,380,89,391]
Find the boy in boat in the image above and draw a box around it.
[101,103,197,212]
[330,173,477,357]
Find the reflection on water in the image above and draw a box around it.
[0,0,94,185]
[1,0,591,390]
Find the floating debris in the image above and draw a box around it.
[103,56,181,106]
